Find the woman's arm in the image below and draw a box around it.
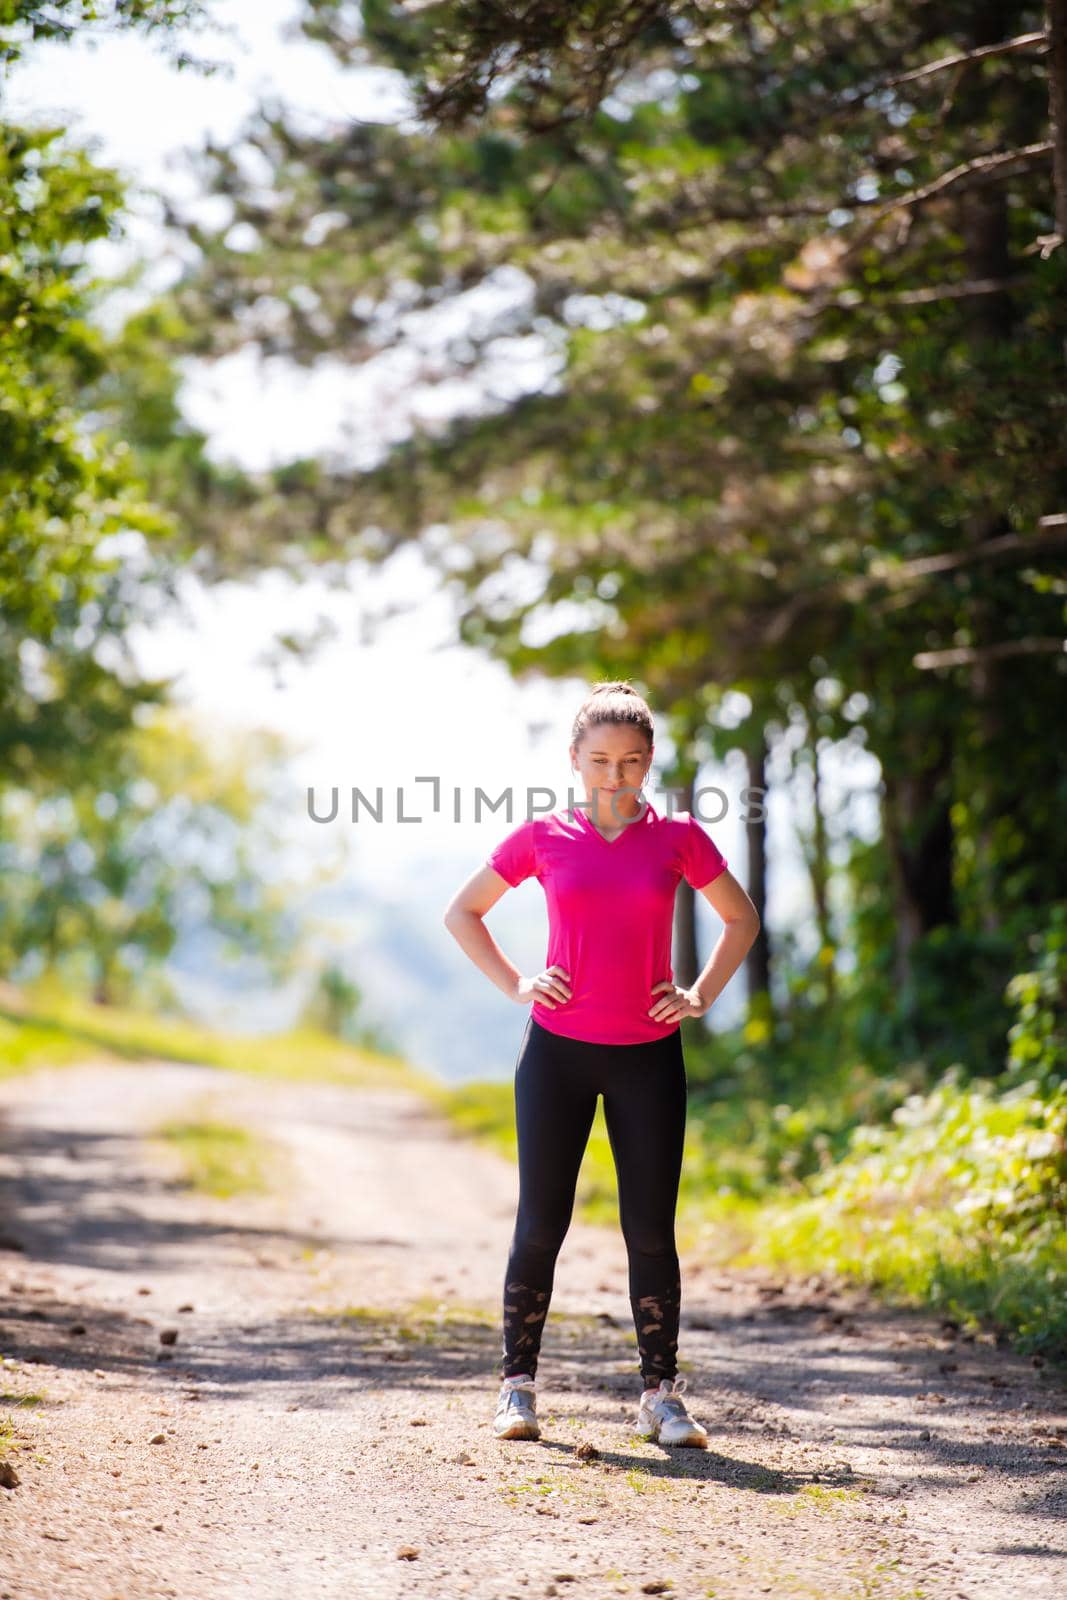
[649,868,761,1023]
[443,865,571,1009]
[689,868,761,1012]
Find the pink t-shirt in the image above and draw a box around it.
[485,801,728,1046]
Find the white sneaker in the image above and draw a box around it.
[493,1374,540,1440]
[635,1376,708,1448]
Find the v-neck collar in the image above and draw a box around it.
[570,797,654,845]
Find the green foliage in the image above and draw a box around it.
[299,961,397,1053]
[747,1073,1067,1356]
[0,123,176,778]
[1005,903,1067,1093]
[152,1114,276,1198]
[0,2,212,70]
[0,710,299,1003]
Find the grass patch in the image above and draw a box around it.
[327,1294,499,1348]
[497,1467,583,1507]
[779,1483,862,1514]
[151,1114,278,1198]
[0,977,435,1092]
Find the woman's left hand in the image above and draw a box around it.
[648,981,707,1022]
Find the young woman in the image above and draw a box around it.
[443,681,760,1447]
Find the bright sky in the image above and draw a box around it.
[6,1,881,1076]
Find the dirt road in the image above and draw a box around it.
[0,1059,1064,1599]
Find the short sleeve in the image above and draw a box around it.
[682,813,727,890]
[486,817,539,887]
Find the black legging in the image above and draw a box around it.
[501,1014,688,1388]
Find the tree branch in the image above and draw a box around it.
[840,142,1054,262]
[913,638,1067,668]
[883,30,1049,90]
[762,525,1067,645]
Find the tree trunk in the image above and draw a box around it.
[958,3,1017,930]
[745,737,772,1005]
[881,732,957,989]
[93,954,115,1007]
[808,741,836,1004]
[672,769,700,990]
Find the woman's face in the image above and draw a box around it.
[570,721,653,820]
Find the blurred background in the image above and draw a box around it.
[1,1,1066,1341]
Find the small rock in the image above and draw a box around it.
[149,1433,167,1445]
[0,1462,20,1490]
[137,1287,152,1296]
[918,1429,931,1441]
[641,1585,671,1596]
[396,1546,419,1560]
[152,1523,164,1532]
[68,1324,87,1337]
[178,1304,194,1314]
[409,1418,428,1427]
[159,1328,179,1346]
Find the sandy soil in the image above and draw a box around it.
[0,1058,1064,1600]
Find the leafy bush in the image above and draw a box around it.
[726,921,1067,1354]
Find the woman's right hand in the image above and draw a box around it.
[515,966,572,1009]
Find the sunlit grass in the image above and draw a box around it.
[0,976,435,1091]
[324,1294,500,1348]
[151,1114,278,1198]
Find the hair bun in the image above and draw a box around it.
[571,680,653,750]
